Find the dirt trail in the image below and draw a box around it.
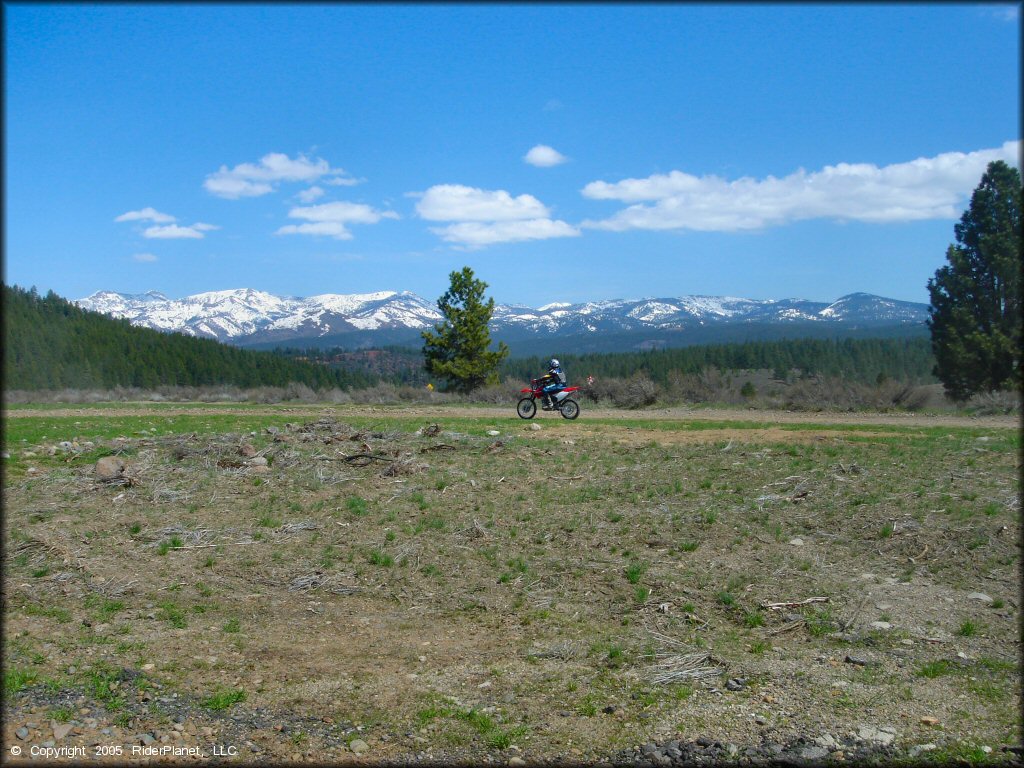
[4,403,1019,430]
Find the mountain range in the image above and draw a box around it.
[75,288,931,354]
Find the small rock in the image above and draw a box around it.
[869,621,893,630]
[509,758,527,767]
[16,727,29,740]
[529,423,542,431]
[920,716,939,726]
[139,733,156,746]
[967,592,993,604]
[94,456,127,481]
[788,537,804,546]
[349,739,369,754]
[908,744,936,757]
[52,722,73,740]
[725,678,746,691]
[844,654,870,666]
[754,715,768,725]
[238,443,258,457]
[487,430,501,436]
[801,746,829,760]
[857,726,896,746]
[248,456,268,467]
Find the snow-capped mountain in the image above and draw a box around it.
[75,288,929,350]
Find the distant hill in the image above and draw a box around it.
[76,288,931,354]
[2,285,375,391]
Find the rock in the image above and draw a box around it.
[509,758,527,767]
[908,744,936,757]
[94,456,126,481]
[725,678,746,691]
[248,456,268,466]
[869,621,893,630]
[755,715,768,725]
[139,733,156,746]
[844,654,870,666]
[788,537,804,546]
[857,726,896,746]
[815,734,839,749]
[16,727,29,740]
[920,716,939,726]
[52,721,73,740]
[239,443,258,458]
[801,746,829,760]
[967,592,993,604]
[487,430,501,436]
[349,739,369,754]
[529,423,542,431]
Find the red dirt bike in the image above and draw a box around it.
[517,379,581,420]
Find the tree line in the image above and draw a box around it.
[3,284,376,391]
[501,337,938,388]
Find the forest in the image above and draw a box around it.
[3,285,375,391]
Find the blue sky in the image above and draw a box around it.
[4,3,1020,308]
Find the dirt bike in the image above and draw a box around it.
[517,379,580,420]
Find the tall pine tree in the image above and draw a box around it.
[927,160,1022,401]
[421,267,509,392]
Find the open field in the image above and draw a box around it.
[3,403,1020,764]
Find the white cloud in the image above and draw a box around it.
[431,219,581,248]
[414,183,578,247]
[132,252,159,262]
[322,175,362,187]
[297,186,325,203]
[581,141,1022,232]
[276,222,353,240]
[143,224,209,239]
[115,207,176,223]
[204,152,357,199]
[983,4,1019,22]
[416,184,550,221]
[524,144,569,167]
[275,201,398,240]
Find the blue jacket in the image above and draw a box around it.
[541,366,567,392]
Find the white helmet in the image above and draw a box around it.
[548,358,560,369]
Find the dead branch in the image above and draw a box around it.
[170,540,258,550]
[761,596,829,610]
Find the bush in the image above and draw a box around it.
[613,373,659,409]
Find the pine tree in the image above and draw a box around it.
[927,161,1022,401]
[421,267,509,392]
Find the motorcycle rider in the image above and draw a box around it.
[538,358,567,410]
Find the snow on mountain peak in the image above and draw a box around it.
[74,287,928,345]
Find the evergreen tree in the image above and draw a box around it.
[421,267,509,392]
[927,160,1022,401]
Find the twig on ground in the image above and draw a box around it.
[761,596,829,610]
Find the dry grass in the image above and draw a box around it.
[2,404,1020,763]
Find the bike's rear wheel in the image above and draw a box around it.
[517,398,537,419]
[559,398,580,420]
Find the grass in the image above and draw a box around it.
[202,687,246,711]
[3,402,1019,761]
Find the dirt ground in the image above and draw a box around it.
[2,404,1020,764]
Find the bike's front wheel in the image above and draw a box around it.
[517,397,537,419]
[559,398,580,420]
